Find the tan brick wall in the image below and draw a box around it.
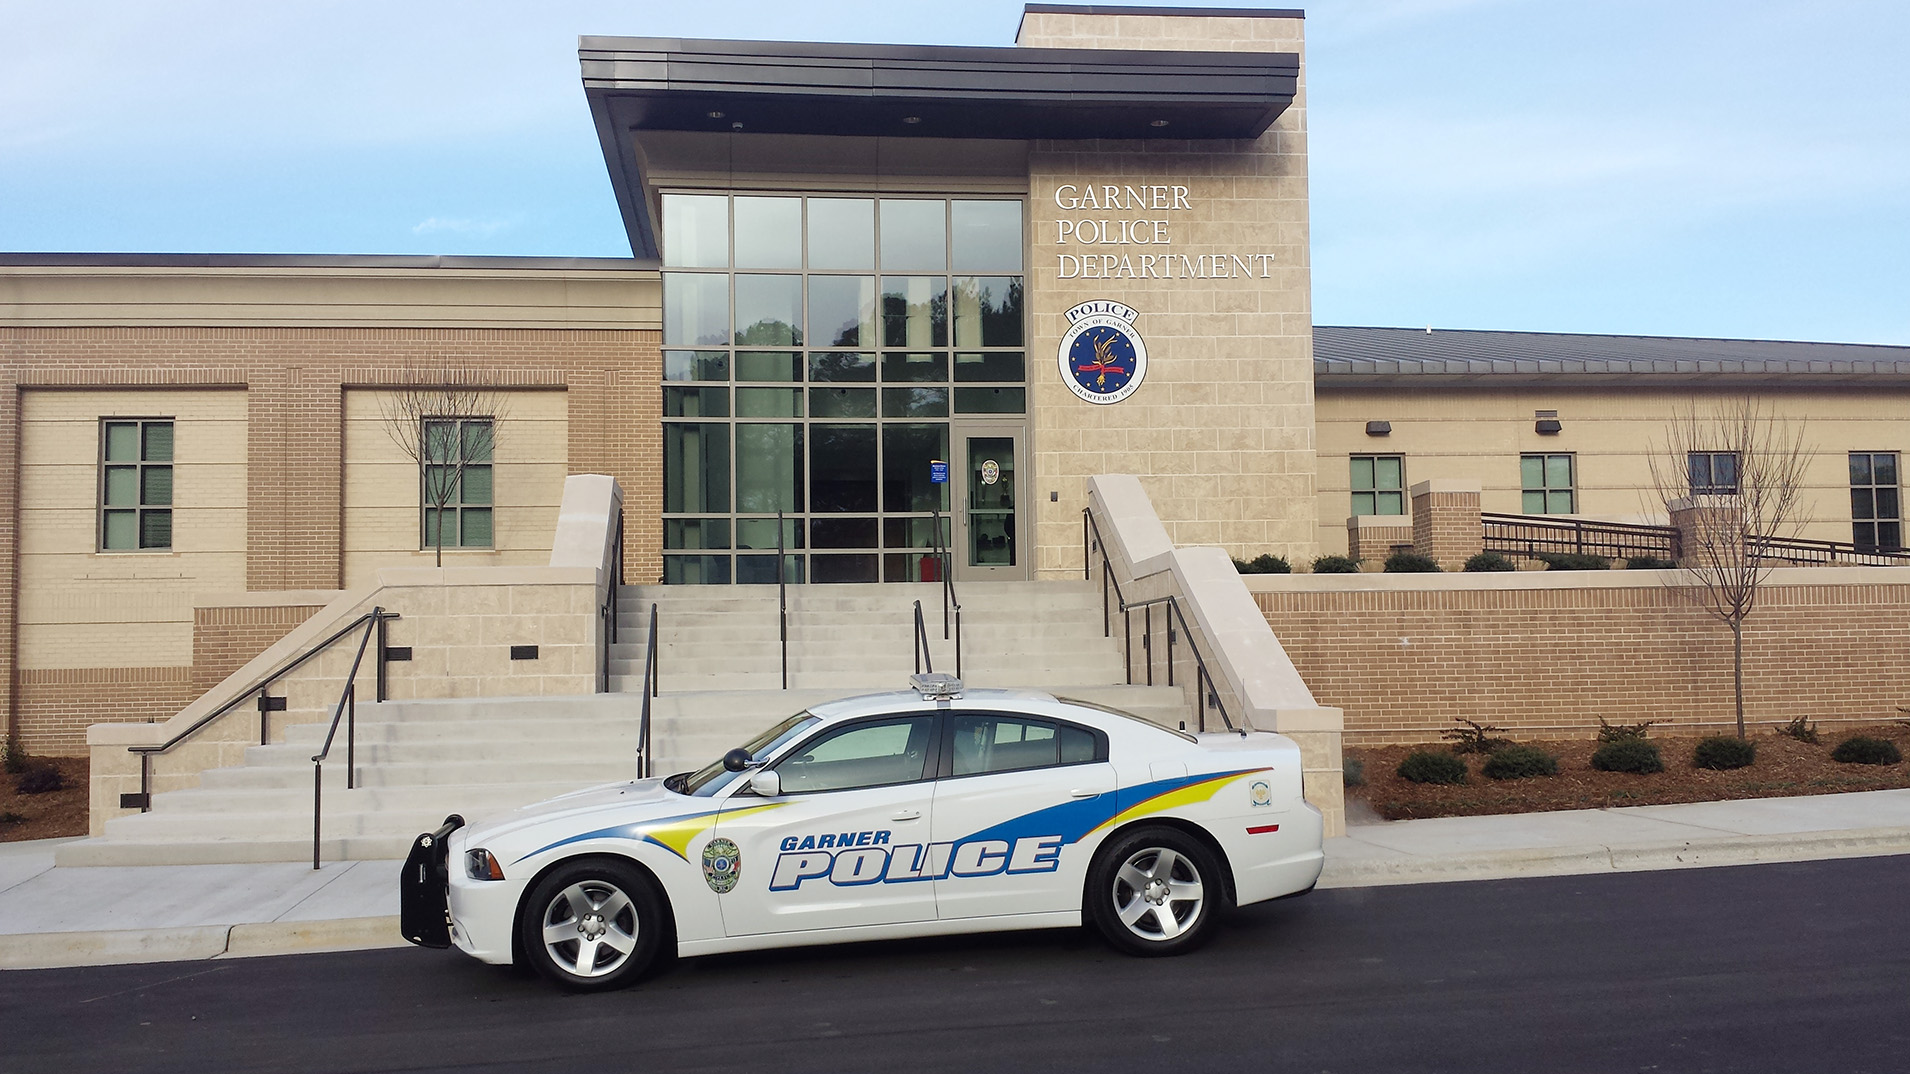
[1316,386,1910,555]
[1,324,663,747]
[17,389,249,673]
[16,666,194,755]
[1410,484,1483,570]
[1019,11,1316,576]
[191,603,327,694]
[1252,575,1910,745]
[340,388,569,586]
[1346,517,1413,563]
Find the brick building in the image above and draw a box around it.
[4,4,1908,756]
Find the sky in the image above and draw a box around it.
[3,0,1907,344]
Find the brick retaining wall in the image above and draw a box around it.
[1252,571,1910,745]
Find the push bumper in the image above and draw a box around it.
[400,814,464,948]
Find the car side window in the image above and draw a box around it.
[950,715,1103,777]
[773,715,935,794]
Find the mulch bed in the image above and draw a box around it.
[1349,723,1910,821]
[0,756,90,842]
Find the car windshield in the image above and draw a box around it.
[675,712,820,797]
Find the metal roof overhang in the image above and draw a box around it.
[581,36,1299,257]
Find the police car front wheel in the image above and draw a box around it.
[1087,827,1219,957]
[519,858,667,992]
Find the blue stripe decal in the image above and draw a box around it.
[958,769,1256,847]
[510,807,721,866]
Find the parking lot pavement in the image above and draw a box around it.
[5,788,1908,970]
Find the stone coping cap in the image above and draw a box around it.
[1243,564,1910,593]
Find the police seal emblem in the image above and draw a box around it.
[1250,780,1273,807]
[702,838,741,894]
[1058,300,1148,405]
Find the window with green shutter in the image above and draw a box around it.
[1350,455,1405,516]
[421,418,494,549]
[99,419,173,551]
[1520,454,1576,515]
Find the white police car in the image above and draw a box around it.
[401,675,1324,991]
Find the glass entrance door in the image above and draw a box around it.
[953,424,1027,581]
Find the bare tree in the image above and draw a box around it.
[379,369,508,567]
[1647,397,1811,738]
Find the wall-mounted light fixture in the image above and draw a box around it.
[1534,409,1561,435]
[1365,420,1392,436]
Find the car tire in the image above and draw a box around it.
[519,858,667,992]
[1085,826,1221,957]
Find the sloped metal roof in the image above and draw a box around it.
[1314,326,1910,387]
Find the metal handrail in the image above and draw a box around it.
[126,607,398,814]
[309,607,391,869]
[1749,533,1910,567]
[929,506,963,678]
[777,509,789,690]
[597,510,625,693]
[636,602,659,779]
[912,600,935,675]
[1082,507,1235,733]
[1481,511,1682,562]
[1119,594,1236,733]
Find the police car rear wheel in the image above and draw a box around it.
[1087,827,1217,957]
[520,859,665,992]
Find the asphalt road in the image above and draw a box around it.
[4,856,1908,1074]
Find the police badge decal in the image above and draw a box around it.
[702,838,741,894]
[1058,300,1148,405]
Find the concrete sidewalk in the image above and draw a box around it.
[4,788,1909,971]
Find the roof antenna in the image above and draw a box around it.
[1424,325,1433,333]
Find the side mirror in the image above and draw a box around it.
[748,769,781,797]
[721,748,753,773]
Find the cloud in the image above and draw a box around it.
[411,217,513,237]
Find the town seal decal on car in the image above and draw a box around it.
[702,838,741,894]
[1250,780,1273,807]
[1058,300,1147,405]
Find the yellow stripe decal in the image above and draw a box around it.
[1087,769,1268,836]
[646,803,783,860]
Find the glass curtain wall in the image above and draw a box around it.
[662,194,1025,584]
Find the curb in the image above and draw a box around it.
[0,916,404,971]
[1319,826,1910,889]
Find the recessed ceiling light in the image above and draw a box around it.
[731,121,743,130]
[902,116,922,124]
[707,110,725,119]
[1150,119,1170,128]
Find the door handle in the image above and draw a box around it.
[1069,789,1104,799]
[891,809,922,821]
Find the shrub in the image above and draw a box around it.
[1596,717,1656,743]
[1463,552,1517,572]
[1383,551,1442,573]
[1776,715,1820,744]
[0,811,25,825]
[1625,555,1678,570]
[1441,717,1512,755]
[1342,758,1365,788]
[14,760,64,795]
[1311,554,1361,574]
[1396,751,1468,785]
[1232,553,1292,574]
[1831,736,1902,766]
[1592,738,1664,774]
[1482,745,1559,780]
[1693,736,1757,770]
[1536,552,1611,571]
[0,737,23,775]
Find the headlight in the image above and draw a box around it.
[465,848,505,881]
